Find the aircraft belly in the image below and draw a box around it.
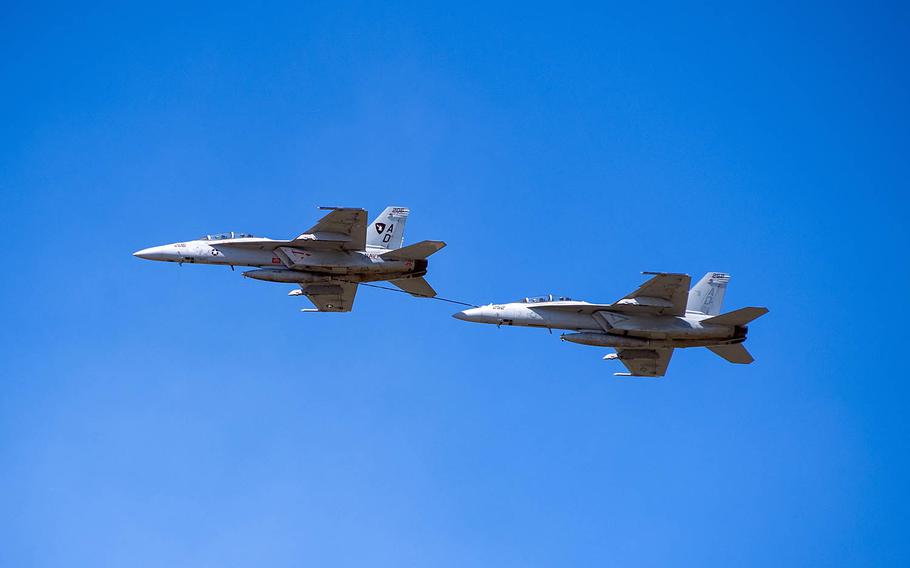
[358,271,413,283]
[539,311,598,331]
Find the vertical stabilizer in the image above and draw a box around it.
[367,206,409,250]
[686,272,730,315]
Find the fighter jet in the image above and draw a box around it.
[453,272,767,377]
[133,206,445,312]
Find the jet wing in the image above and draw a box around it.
[299,282,358,312]
[293,207,367,250]
[610,272,691,316]
[606,348,674,377]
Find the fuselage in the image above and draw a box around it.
[454,299,748,349]
[133,236,426,284]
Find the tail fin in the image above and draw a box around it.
[686,272,730,315]
[706,343,754,364]
[367,206,409,249]
[390,277,437,298]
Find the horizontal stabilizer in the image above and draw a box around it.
[707,343,754,364]
[380,240,446,261]
[701,306,768,326]
[390,277,437,298]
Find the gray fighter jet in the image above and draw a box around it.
[133,206,445,312]
[453,272,767,377]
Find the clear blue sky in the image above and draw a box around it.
[2,2,908,566]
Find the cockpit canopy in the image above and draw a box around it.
[518,294,574,303]
[198,231,257,241]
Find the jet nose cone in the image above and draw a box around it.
[133,245,172,261]
[133,247,155,260]
[453,307,483,322]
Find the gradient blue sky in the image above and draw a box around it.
[2,2,908,566]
